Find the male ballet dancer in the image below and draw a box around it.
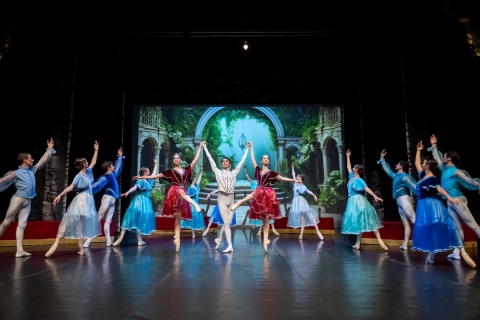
[429,134,480,260]
[0,138,55,257]
[378,149,417,250]
[83,147,124,248]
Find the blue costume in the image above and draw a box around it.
[181,183,205,230]
[287,183,319,228]
[377,158,417,199]
[91,155,124,198]
[341,172,383,234]
[57,168,101,239]
[412,172,463,252]
[120,179,156,235]
[208,204,237,226]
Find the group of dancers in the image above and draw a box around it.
[1,135,479,269]
[345,134,478,268]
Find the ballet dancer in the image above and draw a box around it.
[133,144,203,252]
[83,147,124,248]
[0,138,55,257]
[113,159,158,246]
[180,166,205,238]
[341,149,388,251]
[429,134,480,260]
[203,141,250,253]
[47,141,101,257]
[287,162,323,240]
[378,149,417,250]
[230,142,296,253]
[414,141,475,267]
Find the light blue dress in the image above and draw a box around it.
[57,168,101,239]
[341,172,383,234]
[287,183,319,228]
[121,179,156,235]
[208,205,237,226]
[247,180,274,226]
[181,183,205,230]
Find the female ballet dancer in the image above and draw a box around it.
[244,166,280,236]
[202,189,237,236]
[46,142,101,257]
[134,144,203,252]
[180,166,205,238]
[230,142,297,253]
[203,141,249,253]
[413,141,475,267]
[287,162,323,240]
[341,149,388,251]
[113,159,158,246]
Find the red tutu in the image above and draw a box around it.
[248,187,282,220]
[162,185,192,220]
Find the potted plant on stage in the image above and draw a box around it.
[317,170,346,216]
[150,189,166,216]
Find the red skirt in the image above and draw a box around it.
[161,186,192,220]
[248,187,282,220]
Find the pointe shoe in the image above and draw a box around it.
[399,245,408,250]
[192,233,196,239]
[138,241,146,246]
[45,244,58,257]
[113,239,122,247]
[379,241,389,252]
[214,238,221,250]
[202,230,208,237]
[427,253,435,264]
[317,233,324,240]
[83,238,92,248]
[273,230,280,236]
[256,232,261,237]
[106,242,113,247]
[298,235,303,240]
[173,239,180,252]
[263,239,270,253]
[461,251,477,268]
[223,246,233,253]
[15,251,32,258]
[352,244,360,250]
[77,250,85,256]
[447,252,461,260]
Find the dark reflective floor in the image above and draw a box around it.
[1,229,480,320]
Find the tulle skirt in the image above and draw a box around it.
[121,194,156,235]
[287,196,319,228]
[208,205,237,226]
[57,192,101,239]
[181,203,206,230]
[162,185,192,220]
[412,197,463,252]
[341,194,383,234]
[248,187,282,220]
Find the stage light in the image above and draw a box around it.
[243,41,248,50]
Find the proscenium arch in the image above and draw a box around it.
[194,106,285,138]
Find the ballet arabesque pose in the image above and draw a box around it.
[413,141,475,268]
[378,149,417,250]
[203,141,249,253]
[202,189,237,237]
[180,166,205,238]
[341,149,388,251]
[287,162,323,240]
[0,138,55,258]
[113,159,158,246]
[47,142,102,257]
[230,142,296,253]
[429,134,480,261]
[134,144,203,252]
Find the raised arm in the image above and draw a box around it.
[346,149,352,174]
[152,158,158,176]
[377,149,395,179]
[112,147,124,179]
[52,184,75,205]
[453,170,480,193]
[250,142,258,169]
[291,162,296,180]
[203,143,220,173]
[364,186,383,202]
[428,134,445,172]
[89,141,99,169]
[121,185,138,197]
[33,138,56,174]
[197,166,204,187]
[305,189,318,202]
[415,141,423,173]
[244,166,252,183]
[232,145,250,176]
[189,141,204,168]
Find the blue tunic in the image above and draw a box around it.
[378,158,417,198]
[91,155,124,198]
[341,172,383,234]
[121,179,156,235]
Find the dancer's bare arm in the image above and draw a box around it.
[190,141,204,168]
[89,141,99,169]
[415,141,423,173]
[346,149,352,174]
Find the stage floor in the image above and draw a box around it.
[1,229,479,319]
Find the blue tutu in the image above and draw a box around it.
[208,205,237,226]
[181,183,205,230]
[287,183,319,228]
[412,175,463,252]
[121,179,156,235]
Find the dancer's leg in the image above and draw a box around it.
[373,230,388,251]
[113,229,127,246]
[352,233,362,249]
[397,196,415,250]
[447,202,465,259]
[85,195,115,248]
[271,222,279,236]
[427,252,436,264]
[45,236,62,257]
[137,231,145,246]
[203,221,213,236]
[460,247,476,268]
[77,216,85,256]
[174,212,181,252]
[299,216,305,240]
[263,216,270,253]
[218,193,234,253]
[0,196,30,257]
[256,225,262,236]
[314,224,324,240]
[449,196,480,260]
[230,193,254,211]
[181,194,201,212]
[191,228,195,238]
[15,200,32,257]
[214,225,225,250]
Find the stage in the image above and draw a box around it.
[0,229,479,319]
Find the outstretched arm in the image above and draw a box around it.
[277,175,297,183]
[454,170,480,193]
[152,158,158,176]
[112,147,125,179]
[53,184,75,205]
[415,141,423,173]
[33,138,56,174]
[377,149,395,179]
[250,142,258,169]
[306,189,318,202]
[89,141,99,169]
[203,144,220,174]
[232,145,250,176]
[244,166,252,183]
[189,141,204,168]
[121,185,138,197]
[291,162,296,180]
[0,172,17,192]
[364,186,383,202]
[133,173,164,181]
[428,134,445,172]
[346,149,352,174]
[436,185,460,205]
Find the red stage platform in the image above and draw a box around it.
[0,220,115,246]
[362,221,478,247]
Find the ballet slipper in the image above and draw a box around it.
[105,241,113,247]
[273,230,280,236]
[138,241,146,246]
[352,244,360,250]
[83,238,92,248]
[317,232,324,240]
[427,253,435,264]
[214,238,221,250]
[298,235,303,240]
[263,239,270,253]
[399,245,408,250]
[45,244,58,257]
[192,232,196,239]
[15,251,32,258]
[447,252,461,260]
[223,246,233,253]
[202,230,209,237]
[379,241,388,252]
[256,232,261,237]
[77,250,84,256]
[461,250,476,268]
[173,239,180,252]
